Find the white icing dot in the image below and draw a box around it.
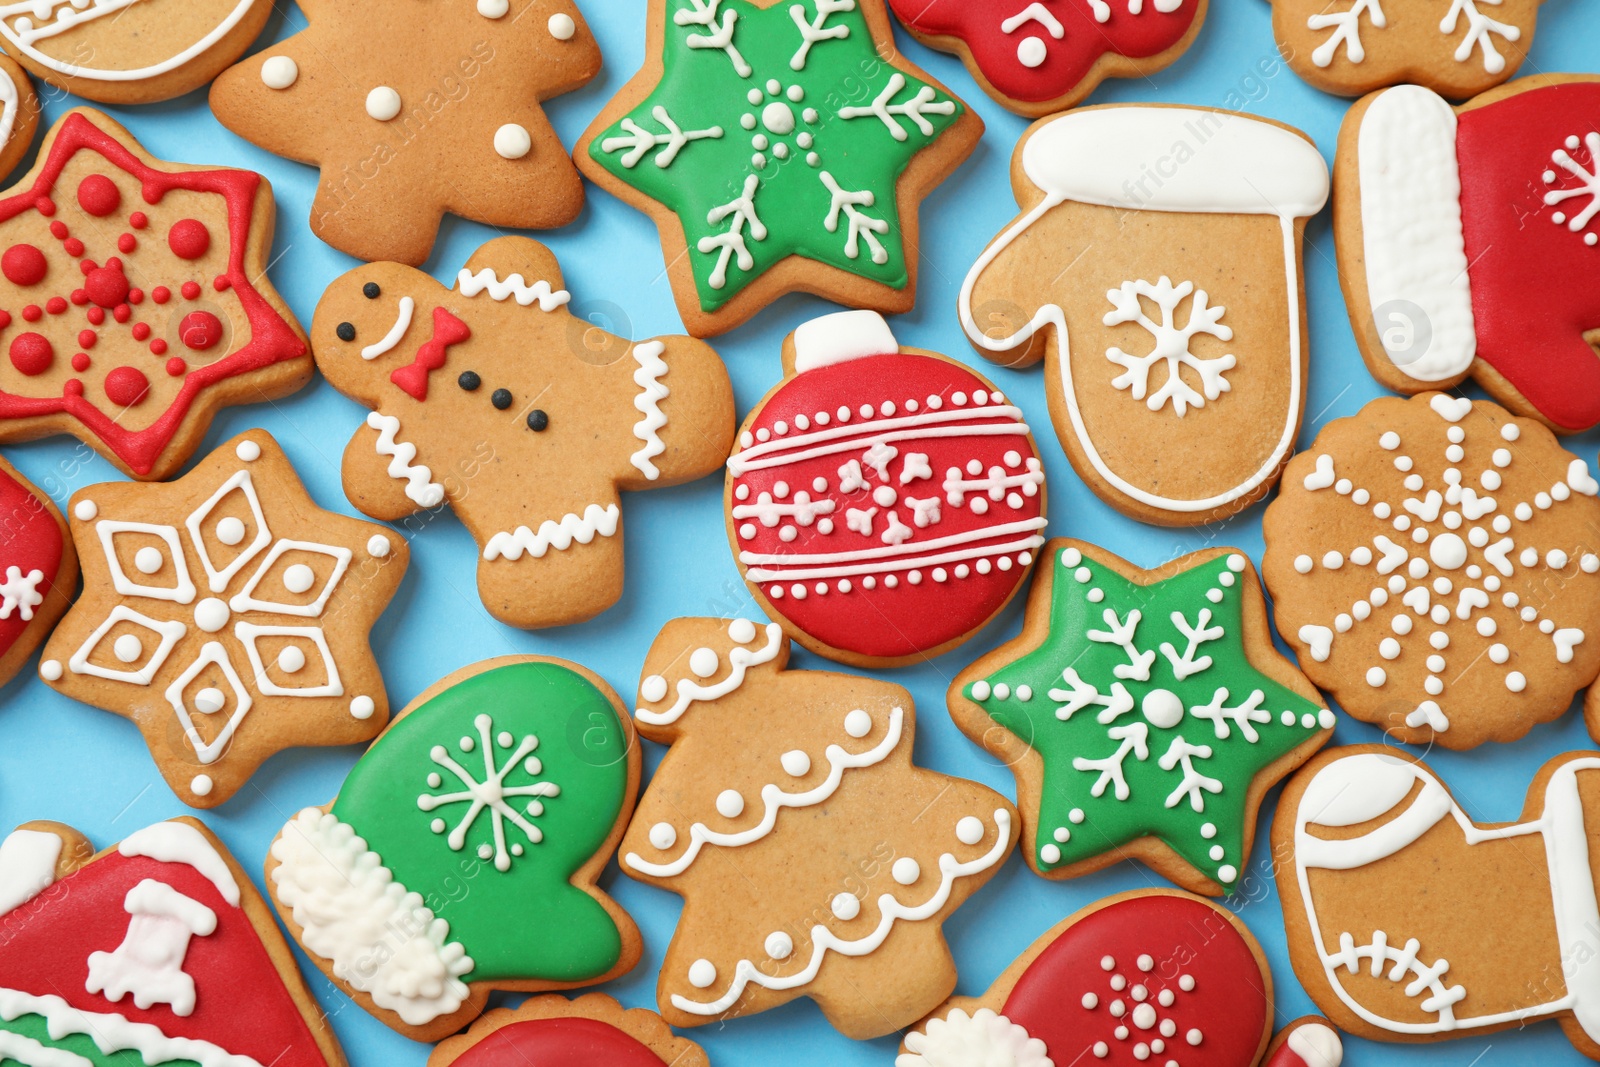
[477,0,508,13]
[277,645,306,673]
[195,687,225,714]
[74,500,97,521]
[260,55,298,89]
[1082,992,1099,1010]
[649,822,676,849]
[971,680,992,701]
[688,959,717,988]
[1070,808,1086,824]
[113,633,143,663]
[844,709,872,737]
[892,857,920,885]
[1367,666,1387,687]
[191,774,213,797]
[350,695,376,719]
[1040,844,1061,864]
[1294,555,1313,574]
[1132,1003,1157,1029]
[547,11,577,39]
[1200,822,1216,838]
[494,123,533,160]
[1380,432,1400,450]
[728,618,758,644]
[1217,864,1237,882]
[716,789,744,818]
[235,440,261,461]
[780,749,811,776]
[133,546,164,574]
[831,893,860,920]
[366,86,403,121]
[1187,1028,1203,1046]
[1137,953,1154,971]
[955,817,984,845]
[765,931,793,959]
[689,647,719,678]
[1101,955,1116,971]
[640,674,668,703]
[367,534,391,557]
[282,563,316,594]
[1507,671,1527,692]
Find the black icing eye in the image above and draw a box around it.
[336,322,356,342]
[526,409,549,432]
[458,371,481,391]
[362,281,381,299]
[491,388,513,411]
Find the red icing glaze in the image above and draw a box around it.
[2,244,46,286]
[180,311,224,351]
[167,218,210,260]
[452,1017,668,1067]
[887,0,1197,105]
[104,365,150,406]
[390,306,470,401]
[8,332,51,375]
[1458,82,1600,431]
[76,174,120,217]
[729,353,1045,659]
[1001,895,1268,1066]
[0,113,307,474]
[0,836,331,1067]
[0,463,63,662]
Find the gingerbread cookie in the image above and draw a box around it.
[1335,75,1600,432]
[1277,745,1600,1057]
[959,105,1329,525]
[951,540,1334,896]
[1271,0,1538,98]
[38,429,407,807]
[0,56,38,182]
[0,453,76,687]
[268,655,642,1042]
[1263,393,1600,749]
[576,0,982,338]
[429,994,708,1067]
[887,0,1208,116]
[899,889,1344,1067]
[0,816,344,1066]
[312,236,734,630]
[210,0,600,266]
[0,108,310,481]
[726,311,1047,666]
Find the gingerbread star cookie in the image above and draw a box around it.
[0,109,310,480]
[0,452,76,687]
[210,0,601,266]
[950,540,1334,896]
[38,429,408,808]
[311,236,734,630]
[430,994,708,1067]
[577,0,983,337]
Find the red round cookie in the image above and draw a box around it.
[727,312,1046,665]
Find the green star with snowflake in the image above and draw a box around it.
[953,541,1335,893]
[580,0,969,320]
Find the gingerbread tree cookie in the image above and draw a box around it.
[38,430,407,807]
[429,994,708,1067]
[1263,393,1600,749]
[210,0,601,265]
[951,540,1334,896]
[311,236,734,630]
[0,453,76,687]
[623,616,1018,1038]
[577,0,983,337]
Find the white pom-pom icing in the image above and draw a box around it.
[897,1007,1053,1067]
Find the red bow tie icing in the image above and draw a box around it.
[0,109,308,480]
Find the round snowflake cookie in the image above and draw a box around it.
[1264,393,1600,748]
[726,311,1046,666]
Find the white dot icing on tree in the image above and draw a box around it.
[260,55,297,89]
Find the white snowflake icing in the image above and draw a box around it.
[699,174,766,289]
[820,170,889,264]
[1103,277,1236,417]
[838,72,957,141]
[0,564,44,621]
[1306,0,1518,73]
[1440,0,1520,73]
[417,712,561,873]
[897,1007,1052,1067]
[676,0,751,76]
[790,0,854,70]
[599,105,725,168]
[1544,131,1600,248]
[1309,0,1386,67]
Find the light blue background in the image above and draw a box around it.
[1,1,1597,1064]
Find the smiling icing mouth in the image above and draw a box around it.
[361,295,415,360]
[482,504,621,561]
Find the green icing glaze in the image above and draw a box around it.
[0,1014,202,1067]
[967,546,1331,891]
[332,662,629,983]
[587,0,962,311]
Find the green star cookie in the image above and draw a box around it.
[577,0,979,336]
[950,540,1335,895]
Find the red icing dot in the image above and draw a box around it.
[63,378,82,396]
[8,332,52,375]
[181,281,201,300]
[48,221,67,240]
[70,353,89,372]
[131,322,150,341]
[213,276,230,292]
[69,289,87,306]
[127,289,143,305]
[77,175,121,217]
[0,310,12,329]
[165,357,186,376]
[113,304,131,323]
[151,286,170,304]
[179,311,223,351]
[21,305,40,322]
[77,329,96,349]
[104,366,149,407]
[168,219,210,260]
[44,297,66,315]
[117,234,136,254]
[85,264,130,308]
[129,211,147,229]
[150,338,168,356]
[85,306,104,325]
[2,244,47,286]
[34,197,54,216]
[78,260,94,276]
[63,238,83,257]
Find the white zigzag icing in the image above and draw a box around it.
[630,341,669,480]
[456,267,572,311]
[367,411,445,508]
[481,503,621,561]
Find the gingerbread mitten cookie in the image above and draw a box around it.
[577,0,982,337]
[727,311,1047,666]
[1278,745,1600,1058]
[888,0,1207,116]
[624,617,1017,1038]
[952,540,1333,896]
[1263,393,1600,749]
[38,430,407,807]
[0,109,309,480]
[0,817,344,1067]
[960,105,1329,525]
[210,0,600,265]
[429,994,708,1067]
[269,656,642,1042]
[1337,75,1600,432]
[0,454,76,687]
[899,889,1345,1067]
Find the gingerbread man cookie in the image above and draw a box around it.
[1336,75,1600,432]
[429,994,708,1067]
[960,105,1329,525]
[38,430,407,807]
[888,0,1208,116]
[210,0,600,265]
[268,656,642,1041]
[0,453,76,687]
[577,0,983,337]
[0,816,345,1067]
[951,540,1334,896]
[624,616,1018,1038]
[1278,745,1600,1058]
[0,109,310,481]
[899,889,1344,1067]
[1263,393,1600,749]
[312,236,734,630]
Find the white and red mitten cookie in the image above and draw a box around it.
[0,452,76,686]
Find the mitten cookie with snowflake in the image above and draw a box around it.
[951,540,1334,896]
[899,889,1344,1067]
[1336,75,1600,433]
[960,105,1329,525]
[623,616,1017,1038]
[267,656,642,1041]
[0,453,75,687]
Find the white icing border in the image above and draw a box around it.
[629,341,669,480]
[0,987,262,1067]
[0,0,258,82]
[481,503,620,561]
[635,621,783,726]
